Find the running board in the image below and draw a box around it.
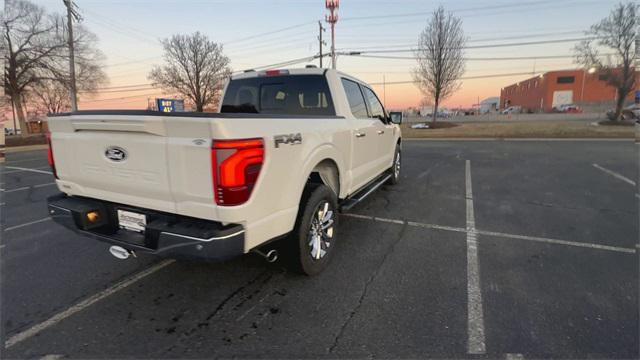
[340,173,392,212]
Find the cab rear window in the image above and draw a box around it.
[221,75,336,116]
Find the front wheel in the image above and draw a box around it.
[289,184,338,275]
[388,145,401,185]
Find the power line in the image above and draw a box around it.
[345,53,613,61]
[251,54,323,71]
[340,0,564,21]
[226,35,316,57]
[366,71,547,86]
[335,30,587,51]
[222,22,316,45]
[79,87,155,94]
[338,0,602,31]
[224,31,314,51]
[83,17,159,46]
[344,37,597,54]
[104,56,161,68]
[82,8,160,41]
[80,92,162,103]
[83,83,152,90]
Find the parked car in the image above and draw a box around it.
[606,103,640,121]
[45,68,403,275]
[4,128,21,135]
[553,104,582,113]
[501,106,521,114]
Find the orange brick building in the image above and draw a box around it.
[500,69,638,113]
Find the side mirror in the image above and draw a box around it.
[389,111,403,124]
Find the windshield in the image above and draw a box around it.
[220,75,336,116]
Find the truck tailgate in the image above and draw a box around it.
[51,115,177,212]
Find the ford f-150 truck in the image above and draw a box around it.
[46,68,403,275]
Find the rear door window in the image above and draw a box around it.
[341,78,369,118]
[361,86,386,120]
[221,75,335,116]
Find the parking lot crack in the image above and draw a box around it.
[157,269,272,356]
[522,199,634,215]
[328,222,408,354]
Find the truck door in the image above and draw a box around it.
[341,78,380,192]
[361,86,395,169]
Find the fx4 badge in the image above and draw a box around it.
[274,133,302,148]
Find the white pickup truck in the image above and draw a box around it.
[46,68,402,275]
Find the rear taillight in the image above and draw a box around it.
[211,138,264,206]
[46,133,58,179]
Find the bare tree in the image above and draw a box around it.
[1,0,106,135]
[149,32,231,112]
[413,6,466,124]
[30,79,69,114]
[575,2,638,121]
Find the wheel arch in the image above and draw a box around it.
[307,158,341,198]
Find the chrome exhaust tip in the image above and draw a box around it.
[252,248,278,263]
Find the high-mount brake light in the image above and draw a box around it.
[46,132,58,179]
[211,138,264,206]
[262,70,290,77]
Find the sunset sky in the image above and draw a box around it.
[37,0,619,110]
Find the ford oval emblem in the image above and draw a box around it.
[105,146,127,162]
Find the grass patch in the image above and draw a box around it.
[597,120,634,126]
[402,121,634,139]
[5,134,47,147]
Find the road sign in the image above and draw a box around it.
[156,98,185,112]
[635,90,640,104]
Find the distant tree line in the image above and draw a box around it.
[2,0,106,135]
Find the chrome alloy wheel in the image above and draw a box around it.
[308,201,334,260]
[394,151,401,179]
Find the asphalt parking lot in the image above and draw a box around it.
[1,140,638,359]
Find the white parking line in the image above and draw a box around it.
[478,229,636,254]
[344,213,637,254]
[341,213,405,225]
[4,217,52,232]
[406,221,467,234]
[592,164,636,186]
[465,160,486,355]
[1,182,56,193]
[506,353,525,360]
[4,259,175,348]
[5,166,53,175]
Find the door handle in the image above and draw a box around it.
[355,132,366,138]
[377,130,385,135]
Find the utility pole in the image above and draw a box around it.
[635,34,639,68]
[325,0,339,69]
[383,74,386,107]
[11,99,17,132]
[63,0,81,112]
[318,21,326,68]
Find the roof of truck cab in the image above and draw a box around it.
[230,68,371,88]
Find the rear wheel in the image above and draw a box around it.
[388,145,401,185]
[289,184,338,275]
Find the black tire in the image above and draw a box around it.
[388,144,401,185]
[289,184,339,276]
